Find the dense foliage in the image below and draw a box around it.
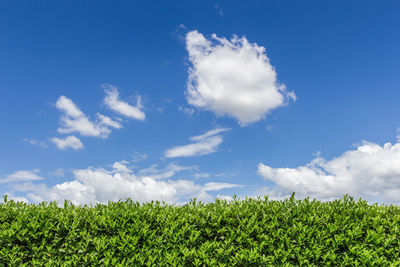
[1,194,400,266]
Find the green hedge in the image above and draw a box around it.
[1,194,400,266]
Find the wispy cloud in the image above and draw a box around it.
[164,128,230,158]
[214,4,224,16]
[193,172,210,178]
[203,182,242,191]
[97,113,122,129]
[22,138,48,148]
[103,84,145,120]
[0,169,44,184]
[131,152,148,163]
[185,30,295,126]
[51,168,65,177]
[178,106,195,116]
[139,163,195,180]
[50,136,84,151]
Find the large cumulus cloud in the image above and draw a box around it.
[258,141,400,205]
[185,30,295,126]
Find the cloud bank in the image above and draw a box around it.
[258,140,400,204]
[8,162,241,205]
[164,128,230,158]
[185,30,295,126]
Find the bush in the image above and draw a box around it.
[1,194,400,266]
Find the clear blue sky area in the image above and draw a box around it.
[1,1,400,205]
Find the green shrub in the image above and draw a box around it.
[1,194,400,266]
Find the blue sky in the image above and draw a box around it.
[1,1,400,205]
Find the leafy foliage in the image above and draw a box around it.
[1,194,400,266]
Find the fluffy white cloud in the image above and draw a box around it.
[185,30,295,126]
[11,161,241,205]
[103,84,145,120]
[56,96,111,138]
[50,136,84,151]
[0,169,43,184]
[56,95,84,117]
[164,128,230,158]
[258,141,400,205]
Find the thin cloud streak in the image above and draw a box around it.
[0,170,44,184]
[164,128,230,158]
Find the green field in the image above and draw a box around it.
[1,194,399,266]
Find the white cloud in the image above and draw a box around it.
[194,172,210,178]
[185,30,295,126]
[22,138,48,148]
[12,161,241,205]
[0,169,43,184]
[203,182,243,191]
[164,128,230,158]
[190,128,230,141]
[257,140,400,205]
[56,95,84,117]
[50,136,84,151]
[112,161,132,174]
[103,84,145,120]
[97,113,122,129]
[165,137,221,158]
[56,96,111,138]
[139,163,195,180]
